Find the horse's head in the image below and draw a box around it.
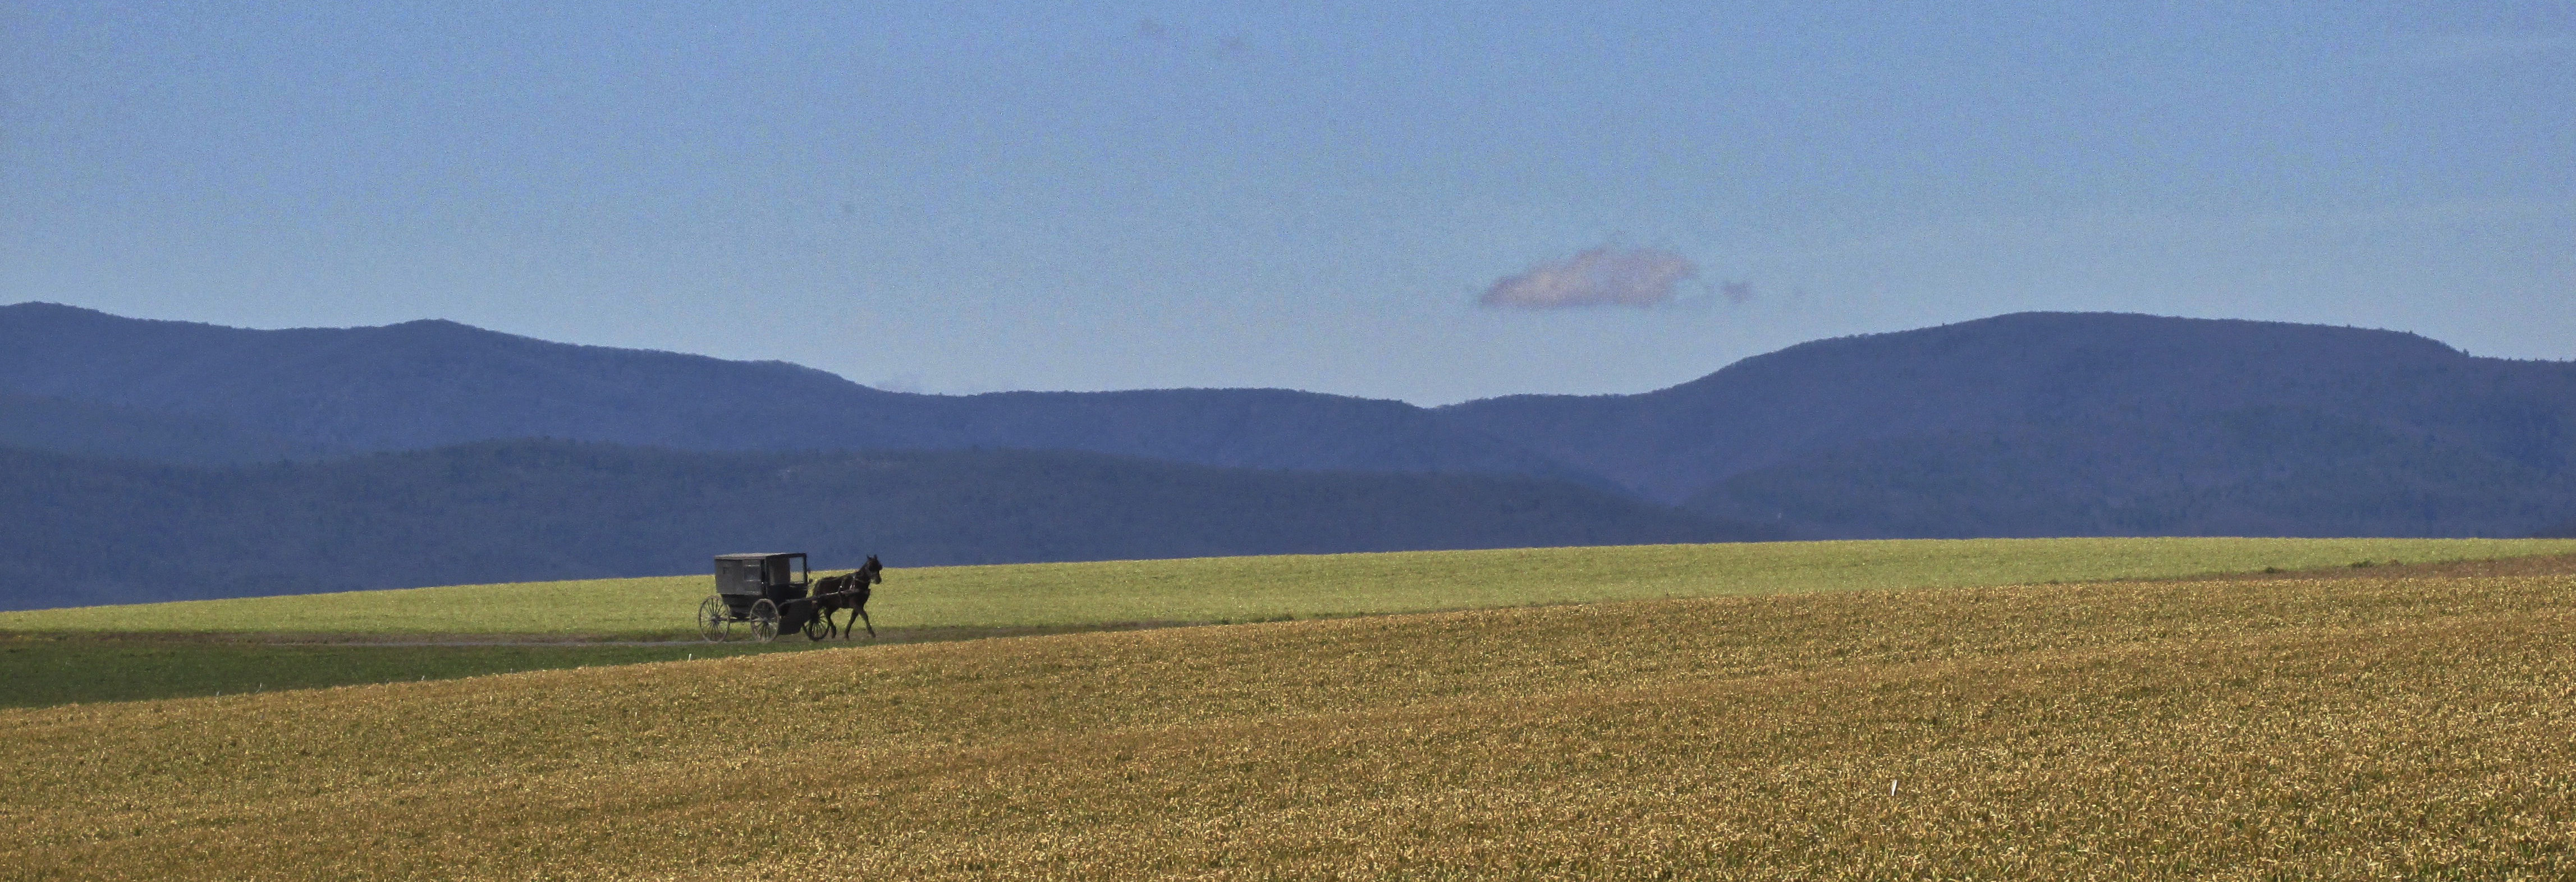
[864,554,883,584]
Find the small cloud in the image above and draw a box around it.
[1721,280,1754,304]
[1480,246,1699,309]
[1133,19,1168,41]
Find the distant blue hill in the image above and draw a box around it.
[0,389,329,464]
[0,440,1765,609]
[0,302,1586,483]
[1441,312,2576,538]
[6,302,2573,544]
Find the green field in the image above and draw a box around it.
[8,537,2572,637]
[0,636,812,709]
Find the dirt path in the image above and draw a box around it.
[2172,551,2576,582]
[11,619,1207,647]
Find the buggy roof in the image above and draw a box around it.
[713,553,805,561]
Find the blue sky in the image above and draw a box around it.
[4,2,2568,403]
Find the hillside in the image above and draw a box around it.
[1687,412,2576,538]
[8,568,2571,878]
[1443,312,2576,535]
[0,389,329,464]
[0,439,1762,610]
[0,302,1576,480]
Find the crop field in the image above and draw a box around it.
[6,563,2574,879]
[7,536,2570,636]
[0,637,804,709]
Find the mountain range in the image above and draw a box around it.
[3,301,2572,608]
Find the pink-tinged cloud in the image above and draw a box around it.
[1480,246,1698,309]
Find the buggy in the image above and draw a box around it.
[698,552,814,642]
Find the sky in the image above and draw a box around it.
[4,1,2569,404]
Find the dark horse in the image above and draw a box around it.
[806,555,882,639]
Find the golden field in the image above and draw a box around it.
[6,559,2573,879]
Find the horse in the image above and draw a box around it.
[807,555,882,638]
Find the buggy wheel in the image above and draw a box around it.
[749,599,781,642]
[698,595,731,642]
[803,609,830,641]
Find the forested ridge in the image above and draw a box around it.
[0,440,1766,609]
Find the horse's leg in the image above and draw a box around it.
[858,605,875,638]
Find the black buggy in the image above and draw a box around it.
[698,552,815,642]
[698,552,882,642]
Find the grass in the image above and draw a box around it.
[0,623,1168,710]
[0,636,809,709]
[4,566,2571,879]
[6,536,2572,637]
